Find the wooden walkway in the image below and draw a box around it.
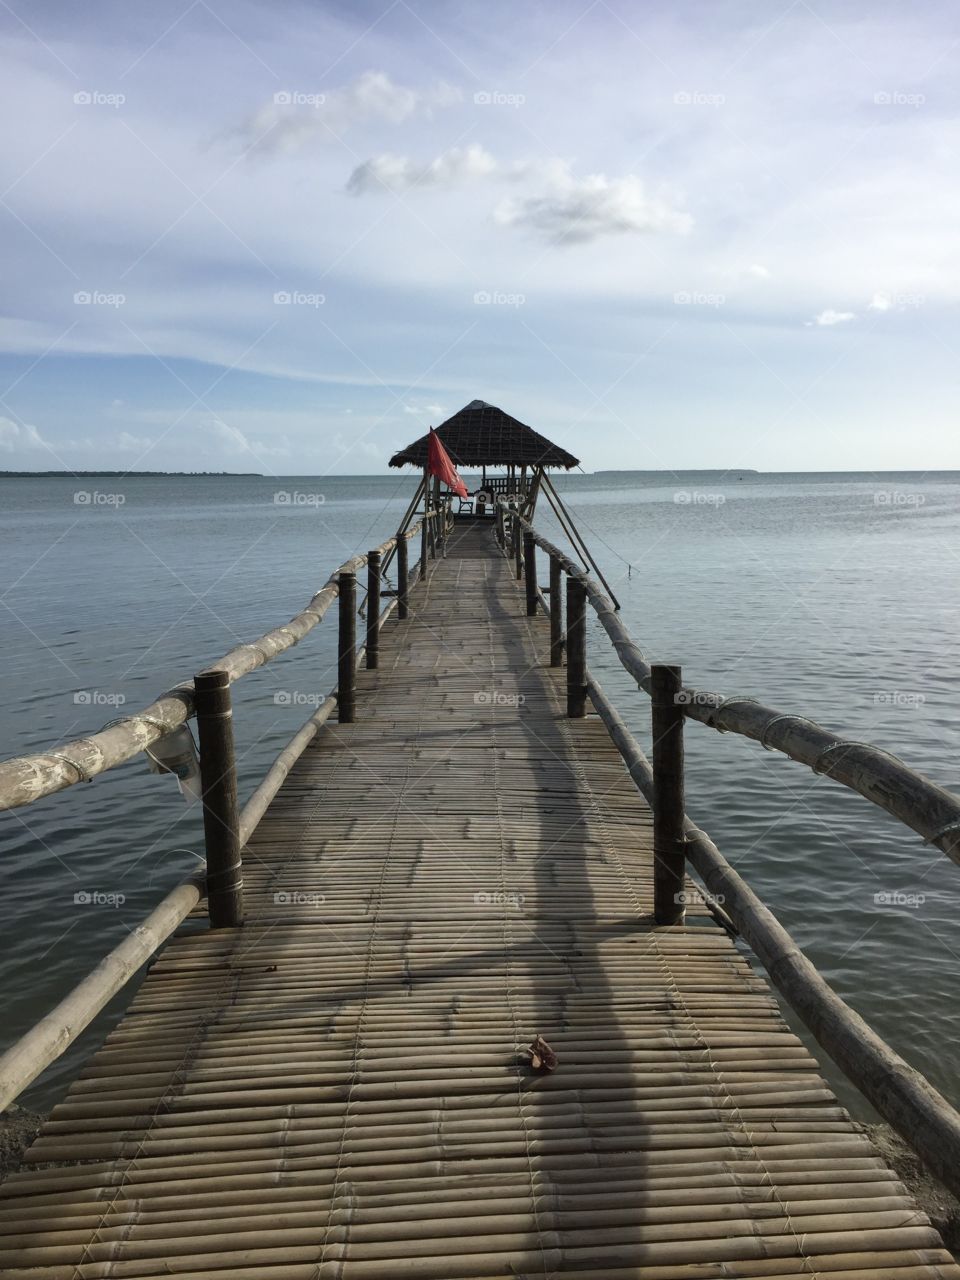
[2,523,957,1278]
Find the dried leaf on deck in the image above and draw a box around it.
[527,1034,558,1072]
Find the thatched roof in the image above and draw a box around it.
[389,401,579,470]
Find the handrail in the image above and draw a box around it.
[0,541,423,1108]
[0,870,205,1111]
[584,673,960,1202]
[510,506,960,867]
[0,521,426,814]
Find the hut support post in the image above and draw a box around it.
[366,550,380,670]
[420,468,429,576]
[524,531,537,616]
[549,556,564,666]
[566,577,587,718]
[337,571,356,723]
[397,535,408,620]
[652,663,686,925]
[513,514,523,579]
[195,670,244,928]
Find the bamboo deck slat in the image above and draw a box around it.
[1,521,956,1278]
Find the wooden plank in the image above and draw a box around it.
[0,521,955,1279]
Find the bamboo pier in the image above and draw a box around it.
[1,403,959,1277]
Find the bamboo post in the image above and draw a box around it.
[397,534,408,620]
[652,663,686,925]
[337,571,356,723]
[421,468,430,572]
[549,555,563,667]
[513,514,523,580]
[524,531,537,616]
[366,550,380,670]
[194,670,243,928]
[565,577,587,718]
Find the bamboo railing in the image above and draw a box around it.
[503,502,960,1200]
[0,505,451,1109]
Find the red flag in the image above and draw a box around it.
[426,427,468,498]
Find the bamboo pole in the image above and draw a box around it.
[337,571,356,724]
[566,577,587,718]
[652,664,686,926]
[523,531,538,616]
[549,555,564,666]
[0,871,204,1111]
[366,550,381,670]
[585,671,960,1202]
[397,535,409,621]
[194,670,243,928]
[237,695,336,847]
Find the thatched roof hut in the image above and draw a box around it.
[389,400,579,471]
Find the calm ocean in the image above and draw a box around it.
[2,470,959,1115]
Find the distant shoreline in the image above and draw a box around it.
[0,471,264,478]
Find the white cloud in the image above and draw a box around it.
[746,263,770,279]
[403,403,446,416]
[241,72,462,156]
[211,419,290,460]
[348,145,497,194]
[117,431,152,451]
[869,292,892,311]
[0,416,51,453]
[810,309,857,326]
[494,166,692,244]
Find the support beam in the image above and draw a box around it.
[549,555,564,667]
[194,670,244,928]
[524,531,537,617]
[565,577,587,717]
[651,663,686,925]
[337,571,356,723]
[366,550,381,670]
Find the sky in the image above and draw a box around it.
[0,0,958,475]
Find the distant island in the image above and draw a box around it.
[592,468,760,476]
[0,471,264,478]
